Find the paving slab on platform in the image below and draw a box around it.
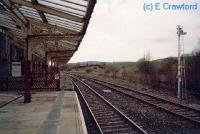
[57,91,87,134]
[0,93,21,106]
[0,91,86,134]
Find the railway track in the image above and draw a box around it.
[71,77,147,134]
[78,75,200,126]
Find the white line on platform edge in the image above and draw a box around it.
[75,92,88,134]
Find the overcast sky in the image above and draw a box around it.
[69,0,200,63]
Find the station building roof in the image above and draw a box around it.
[0,0,96,64]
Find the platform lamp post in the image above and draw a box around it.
[24,35,31,103]
[177,25,187,99]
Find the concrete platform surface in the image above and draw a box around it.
[0,93,21,106]
[60,72,73,91]
[0,91,86,134]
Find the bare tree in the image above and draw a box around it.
[111,68,119,79]
[186,49,200,95]
[103,67,111,77]
[121,69,128,80]
[137,52,158,88]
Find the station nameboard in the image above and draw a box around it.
[12,62,21,77]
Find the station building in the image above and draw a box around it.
[0,0,96,102]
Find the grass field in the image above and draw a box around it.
[107,62,137,72]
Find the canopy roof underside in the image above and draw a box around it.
[0,0,96,64]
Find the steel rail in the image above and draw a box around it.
[82,76,200,125]
[71,78,104,134]
[72,76,148,134]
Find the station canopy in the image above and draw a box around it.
[0,0,96,64]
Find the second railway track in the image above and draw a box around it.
[83,76,200,125]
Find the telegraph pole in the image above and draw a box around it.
[177,25,187,99]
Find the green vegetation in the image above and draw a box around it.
[106,58,177,73]
[152,57,177,70]
[107,62,137,72]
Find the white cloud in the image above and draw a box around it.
[69,0,200,63]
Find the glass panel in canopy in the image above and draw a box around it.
[38,0,87,17]
[19,6,42,21]
[44,13,83,32]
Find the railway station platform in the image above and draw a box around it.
[0,75,87,134]
[0,0,96,133]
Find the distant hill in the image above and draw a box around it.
[66,57,178,71]
[107,62,137,72]
[152,57,177,69]
[67,61,105,68]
